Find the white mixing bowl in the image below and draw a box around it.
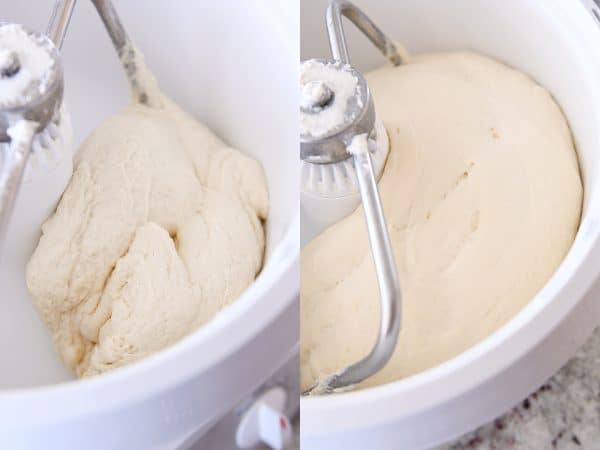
[301,0,600,448]
[0,1,298,449]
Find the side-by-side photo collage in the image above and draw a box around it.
[1,1,600,449]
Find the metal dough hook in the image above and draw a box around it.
[301,0,402,395]
[326,0,403,66]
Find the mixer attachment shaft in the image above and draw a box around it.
[90,0,151,105]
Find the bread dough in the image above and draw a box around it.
[301,51,582,391]
[26,60,268,377]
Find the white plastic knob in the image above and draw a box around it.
[235,387,292,449]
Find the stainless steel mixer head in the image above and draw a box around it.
[0,0,75,142]
[301,0,402,395]
[0,30,63,143]
[0,0,75,251]
[300,60,375,164]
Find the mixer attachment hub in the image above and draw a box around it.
[301,80,335,113]
[0,51,21,78]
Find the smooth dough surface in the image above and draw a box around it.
[301,51,582,391]
[26,73,268,377]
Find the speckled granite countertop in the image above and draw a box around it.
[438,327,600,450]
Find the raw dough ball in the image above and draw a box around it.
[26,92,268,377]
[301,52,582,391]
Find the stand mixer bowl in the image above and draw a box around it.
[0,1,298,449]
[301,0,600,448]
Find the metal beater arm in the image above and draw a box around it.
[324,150,402,392]
[47,0,77,49]
[0,122,37,250]
[89,0,150,105]
[326,0,403,66]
